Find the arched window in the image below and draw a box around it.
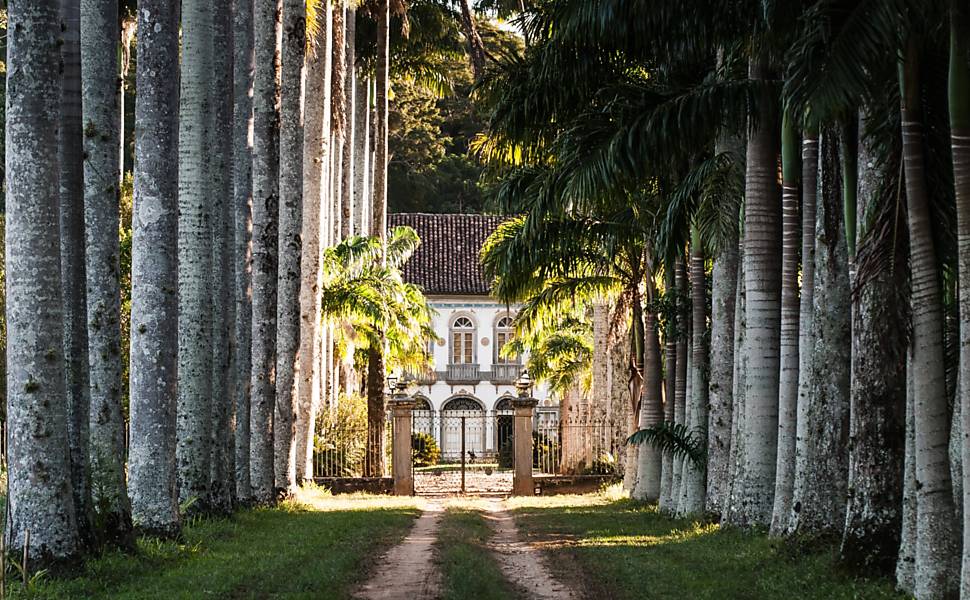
[494,315,518,365]
[451,316,476,365]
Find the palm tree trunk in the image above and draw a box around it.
[296,3,333,484]
[274,0,306,495]
[706,213,739,516]
[209,0,236,513]
[4,0,83,564]
[897,349,918,592]
[725,240,747,523]
[622,283,645,492]
[365,346,386,477]
[731,56,782,528]
[57,0,95,549]
[675,325,693,514]
[457,0,487,81]
[900,38,959,599]
[659,266,677,510]
[789,127,819,535]
[250,0,283,505]
[330,3,346,241]
[769,114,801,535]
[682,227,709,515]
[177,0,215,513]
[340,4,356,239]
[789,127,851,536]
[952,1,970,591]
[372,0,390,241]
[232,0,256,503]
[670,257,688,507]
[80,0,135,546]
[633,262,664,502]
[840,110,906,573]
[128,0,181,538]
[353,72,371,236]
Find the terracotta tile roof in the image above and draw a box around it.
[389,213,506,296]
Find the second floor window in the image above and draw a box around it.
[494,315,518,365]
[451,316,476,365]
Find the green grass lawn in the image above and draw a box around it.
[435,506,525,600]
[507,488,907,600]
[18,489,419,599]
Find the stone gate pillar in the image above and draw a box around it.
[512,397,539,496]
[391,399,415,496]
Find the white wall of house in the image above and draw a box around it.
[406,295,559,458]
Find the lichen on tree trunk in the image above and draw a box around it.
[274,0,306,495]
[80,0,134,547]
[4,0,83,565]
[128,0,182,538]
[250,0,282,505]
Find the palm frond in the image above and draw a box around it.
[626,421,707,469]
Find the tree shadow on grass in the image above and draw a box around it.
[512,498,906,600]
[24,499,420,600]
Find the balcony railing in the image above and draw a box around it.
[490,363,522,383]
[405,368,437,385]
[445,363,481,383]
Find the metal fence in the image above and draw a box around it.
[535,418,625,476]
[313,414,393,478]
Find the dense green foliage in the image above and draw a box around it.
[411,432,441,467]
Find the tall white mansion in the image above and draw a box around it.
[389,213,559,460]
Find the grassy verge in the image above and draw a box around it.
[507,488,906,600]
[436,505,525,600]
[17,489,419,599]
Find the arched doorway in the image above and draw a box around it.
[440,396,485,461]
[411,395,434,437]
[494,396,515,461]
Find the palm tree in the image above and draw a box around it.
[320,227,436,476]
[731,56,782,528]
[4,0,82,564]
[233,0,256,503]
[900,36,959,599]
[340,1,357,239]
[841,109,907,573]
[789,128,851,536]
[950,1,970,593]
[57,0,94,549]
[209,0,237,513]
[706,206,739,516]
[372,0,390,240]
[251,0,283,505]
[275,0,307,495]
[681,226,709,515]
[128,0,181,538]
[177,0,215,512]
[331,2,347,241]
[80,0,134,546]
[768,114,801,535]
[296,0,333,484]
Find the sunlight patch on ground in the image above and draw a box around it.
[503,483,628,511]
[290,485,422,512]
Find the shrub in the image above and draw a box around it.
[411,432,440,467]
[497,432,561,472]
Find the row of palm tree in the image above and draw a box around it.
[478,0,970,597]
[1,0,427,567]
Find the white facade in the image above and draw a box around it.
[408,295,559,459]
